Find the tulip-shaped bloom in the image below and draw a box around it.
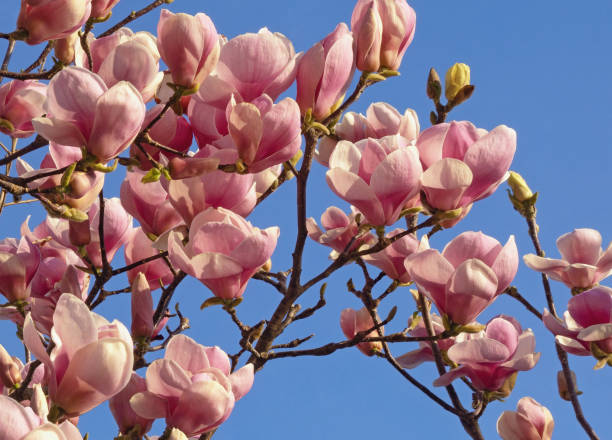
[125,228,174,289]
[0,232,40,303]
[317,102,419,166]
[110,373,154,437]
[397,314,455,369]
[91,0,120,18]
[0,80,46,138]
[46,197,133,267]
[130,272,157,340]
[76,28,164,103]
[32,67,146,164]
[351,0,416,72]
[167,147,256,225]
[0,394,83,440]
[130,334,254,437]
[130,104,193,170]
[17,142,104,211]
[306,206,376,257]
[168,207,279,299]
[157,10,219,89]
[296,23,355,120]
[225,94,302,173]
[362,229,422,283]
[121,169,184,237]
[214,28,300,102]
[434,316,540,391]
[543,286,612,361]
[497,397,554,440]
[416,122,516,219]
[17,0,91,45]
[340,307,383,356]
[326,136,422,226]
[406,231,518,325]
[23,293,133,416]
[188,87,230,148]
[524,228,612,290]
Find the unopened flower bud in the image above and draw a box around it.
[168,428,188,440]
[507,171,533,202]
[55,31,79,64]
[426,67,442,102]
[445,62,471,101]
[557,370,582,401]
[0,343,21,388]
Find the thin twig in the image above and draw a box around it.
[0,135,47,166]
[25,41,54,73]
[99,0,174,38]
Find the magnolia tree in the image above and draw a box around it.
[0,1,608,439]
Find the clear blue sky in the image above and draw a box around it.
[1,1,612,439]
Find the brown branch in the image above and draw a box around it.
[0,135,48,166]
[25,41,54,73]
[0,62,62,80]
[99,0,175,38]
[111,251,168,276]
[503,286,542,320]
[1,37,16,71]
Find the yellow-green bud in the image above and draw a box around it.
[557,370,582,401]
[445,63,471,101]
[507,171,533,202]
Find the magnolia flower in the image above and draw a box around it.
[17,0,91,45]
[168,207,279,299]
[109,373,154,436]
[0,80,46,138]
[351,0,416,72]
[157,10,220,89]
[326,136,422,226]
[397,314,455,369]
[543,286,612,364]
[130,334,254,437]
[340,307,383,356]
[434,316,540,391]
[296,22,355,120]
[497,397,554,440]
[524,228,612,290]
[406,231,518,324]
[32,67,146,164]
[23,293,133,416]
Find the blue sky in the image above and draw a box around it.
[1,1,612,439]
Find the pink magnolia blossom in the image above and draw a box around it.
[362,229,423,283]
[317,102,419,166]
[214,28,300,102]
[543,286,612,359]
[0,80,46,138]
[17,142,104,211]
[296,23,355,120]
[121,169,183,237]
[23,293,134,416]
[0,231,40,303]
[497,397,554,440]
[76,28,163,103]
[166,147,256,225]
[168,207,279,299]
[397,314,456,369]
[351,0,416,72]
[0,392,83,439]
[406,231,518,325]
[224,94,302,172]
[340,307,383,356]
[188,86,230,148]
[130,272,157,340]
[417,122,516,221]
[434,316,540,391]
[17,0,92,45]
[125,228,173,289]
[524,228,612,290]
[109,373,154,436]
[157,10,220,89]
[306,206,376,257]
[326,136,422,226]
[32,67,146,164]
[130,334,254,437]
[46,197,133,267]
[91,0,120,18]
[130,104,193,170]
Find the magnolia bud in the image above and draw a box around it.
[0,344,21,389]
[557,370,582,401]
[445,62,471,101]
[507,171,533,202]
[54,31,79,64]
[426,67,442,102]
